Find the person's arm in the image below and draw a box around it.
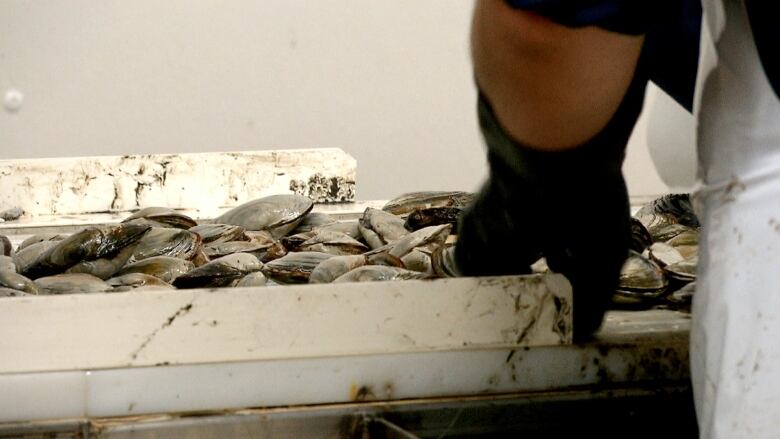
[471,0,644,150]
[456,0,656,340]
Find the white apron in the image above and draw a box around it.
[693,0,780,437]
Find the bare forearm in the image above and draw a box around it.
[471,0,644,151]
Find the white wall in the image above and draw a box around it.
[0,1,676,201]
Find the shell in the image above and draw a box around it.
[0,235,12,257]
[665,256,697,282]
[18,233,68,251]
[0,287,32,297]
[309,255,368,284]
[189,224,247,244]
[0,255,16,273]
[35,273,112,295]
[66,242,140,280]
[666,281,696,307]
[235,272,268,287]
[215,194,314,237]
[315,221,362,239]
[291,212,337,234]
[203,241,287,262]
[0,270,38,294]
[174,253,263,289]
[635,193,700,228]
[388,224,451,258]
[333,265,432,283]
[297,231,368,256]
[127,228,202,263]
[358,208,409,249]
[262,252,334,284]
[123,207,197,229]
[618,251,668,292]
[116,256,194,283]
[382,191,474,216]
[666,230,699,247]
[651,224,694,243]
[404,207,462,232]
[630,218,653,253]
[613,251,668,306]
[648,242,685,268]
[400,249,433,274]
[21,223,151,279]
[13,241,58,274]
[106,273,175,291]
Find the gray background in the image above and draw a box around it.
[0,1,679,200]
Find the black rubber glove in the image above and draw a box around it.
[456,60,648,341]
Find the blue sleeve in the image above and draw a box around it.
[643,0,701,112]
[745,1,780,99]
[505,0,652,35]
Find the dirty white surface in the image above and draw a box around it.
[0,149,356,218]
[0,308,690,422]
[0,274,571,375]
[0,274,574,422]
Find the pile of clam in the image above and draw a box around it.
[616,194,699,310]
[0,191,698,312]
[0,192,470,297]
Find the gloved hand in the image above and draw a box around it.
[456,60,648,339]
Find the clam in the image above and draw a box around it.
[635,193,700,228]
[13,241,58,274]
[235,272,268,287]
[35,273,112,295]
[262,251,334,284]
[400,249,433,274]
[358,208,409,249]
[0,235,12,256]
[382,191,474,216]
[404,207,462,232]
[215,194,314,238]
[316,221,362,240]
[309,255,368,284]
[665,281,696,309]
[189,224,247,244]
[123,207,197,229]
[431,245,460,277]
[648,242,685,268]
[291,212,337,234]
[630,218,653,253]
[66,242,140,280]
[0,287,31,297]
[613,251,668,306]
[18,233,68,251]
[333,265,432,283]
[0,270,38,294]
[127,228,202,263]
[652,224,695,243]
[0,255,16,273]
[665,255,697,282]
[244,230,278,245]
[173,253,263,289]
[666,230,698,247]
[21,223,151,279]
[116,256,194,283]
[297,230,368,256]
[388,224,451,258]
[203,241,287,262]
[106,273,175,291]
